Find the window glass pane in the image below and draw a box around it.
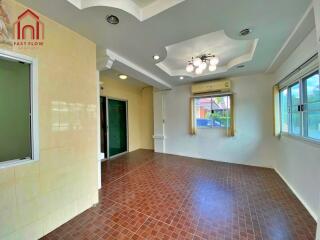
[0,58,32,162]
[306,111,320,140]
[195,97,213,128]
[291,112,301,135]
[195,96,230,128]
[280,89,288,132]
[303,72,320,140]
[304,73,320,103]
[290,83,300,106]
[306,102,320,111]
[290,83,301,135]
[212,96,230,128]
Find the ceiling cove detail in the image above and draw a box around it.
[156,30,259,78]
[66,0,185,21]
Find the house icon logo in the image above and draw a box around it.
[13,9,44,47]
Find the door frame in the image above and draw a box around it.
[100,96,108,159]
[106,97,129,159]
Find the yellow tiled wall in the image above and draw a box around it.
[0,1,98,239]
[100,73,154,151]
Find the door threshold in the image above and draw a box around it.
[108,151,128,160]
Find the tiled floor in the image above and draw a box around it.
[41,149,317,240]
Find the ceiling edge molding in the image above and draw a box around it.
[142,0,185,21]
[66,0,185,21]
[98,49,172,89]
[97,55,115,71]
[266,4,315,73]
[226,39,259,69]
[66,0,82,9]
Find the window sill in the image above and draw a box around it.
[0,158,37,170]
[197,127,227,130]
[280,133,320,148]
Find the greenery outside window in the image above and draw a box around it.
[195,95,231,128]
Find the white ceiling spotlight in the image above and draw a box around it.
[153,55,160,60]
[106,15,120,25]
[118,74,128,80]
[186,54,219,75]
[239,28,252,37]
[179,76,184,80]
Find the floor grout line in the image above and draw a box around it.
[42,150,318,239]
[102,158,155,186]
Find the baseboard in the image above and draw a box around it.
[163,150,273,169]
[274,168,318,222]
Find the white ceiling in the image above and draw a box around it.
[101,69,149,88]
[16,0,312,88]
[133,0,156,8]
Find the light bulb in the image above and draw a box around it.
[195,67,203,75]
[118,74,128,80]
[186,63,194,73]
[200,61,207,70]
[209,65,217,72]
[193,58,202,67]
[210,56,219,66]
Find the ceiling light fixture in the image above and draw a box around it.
[240,28,252,36]
[195,67,203,75]
[153,55,160,60]
[106,15,120,25]
[186,63,194,73]
[179,76,184,80]
[118,74,128,80]
[209,65,217,72]
[186,54,219,75]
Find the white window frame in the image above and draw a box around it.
[0,49,39,169]
[279,69,320,144]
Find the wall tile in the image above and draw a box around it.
[0,1,99,239]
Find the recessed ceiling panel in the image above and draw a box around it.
[156,30,258,78]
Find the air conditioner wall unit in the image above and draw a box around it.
[191,80,231,94]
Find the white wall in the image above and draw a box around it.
[273,27,320,221]
[155,74,276,168]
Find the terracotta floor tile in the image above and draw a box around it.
[41,149,317,240]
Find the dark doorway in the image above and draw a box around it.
[108,99,128,158]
